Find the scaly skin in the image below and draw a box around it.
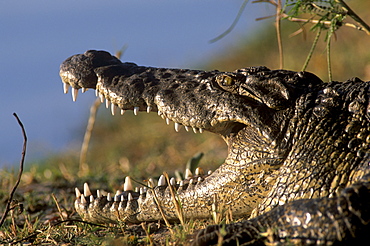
[60,50,370,244]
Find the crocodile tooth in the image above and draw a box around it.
[185,168,193,178]
[140,187,145,195]
[199,128,203,133]
[195,167,204,176]
[166,118,170,125]
[174,122,181,132]
[189,179,194,185]
[124,176,133,191]
[147,106,152,113]
[80,194,87,204]
[134,107,139,115]
[114,195,119,202]
[107,193,112,201]
[97,190,101,198]
[105,99,110,108]
[118,199,125,210]
[99,93,104,103]
[158,110,162,116]
[158,175,166,186]
[135,187,139,192]
[75,187,81,198]
[179,181,184,187]
[111,104,116,115]
[121,109,126,115]
[148,178,155,188]
[115,190,121,196]
[184,126,189,132]
[72,88,78,102]
[90,195,94,202]
[208,170,212,175]
[82,88,88,93]
[121,195,124,202]
[128,193,133,201]
[95,89,99,97]
[63,83,70,94]
[84,183,92,197]
[170,177,176,186]
[193,127,198,133]
[198,177,203,182]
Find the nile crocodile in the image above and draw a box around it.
[59,50,370,245]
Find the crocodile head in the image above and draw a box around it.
[60,50,324,223]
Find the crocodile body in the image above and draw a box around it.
[60,50,370,245]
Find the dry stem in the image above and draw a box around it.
[0,113,27,227]
[79,98,101,176]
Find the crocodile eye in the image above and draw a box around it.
[216,75,235,86]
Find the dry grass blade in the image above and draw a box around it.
[148,179,174,234]
[51,193,66,221]
[141,222,154,246]
[0,113,27,227]
[164,172,185,227]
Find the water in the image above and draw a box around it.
[0,0,264,166]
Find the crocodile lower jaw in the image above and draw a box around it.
[74,169,212,223]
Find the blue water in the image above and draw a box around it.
[0,0,265,167]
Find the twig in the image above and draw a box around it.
[0,113,27,227]
[79,98,101,176]
[209,0,249,43]
[336,0,370,35]
[275,0,283,69]
[148,180,173,234]
[326,31,333,81]
[141,223,154,246]
[51,193,66,221]
[252,0,277,7]
[284,14,369,33]
[255,14,276,22]
[164,172,185,227]
[302,28,321,71]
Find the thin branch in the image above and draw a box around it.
[327,32,333,81]
[148,179,174,235]
[209,0,249,43]
[284,14,369,33]
[255,14,276,21]
[79,98,101,176]
[302,28,321,71]
[275,0,283,69]
[141,223,154,246]
[164,172,185,227]
[0,113,27,227]
[336,0,370,35]
[252,0,277,7]
[51,193,66,221]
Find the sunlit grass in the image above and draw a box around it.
[0,107,229,245]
